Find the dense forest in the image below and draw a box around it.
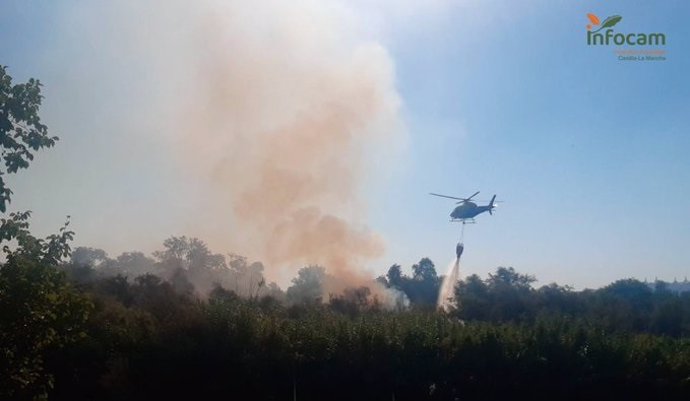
[2,237,690,400]
[2,68,690,401]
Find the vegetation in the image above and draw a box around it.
[2,68,690,400]
[2,241,689,401]
[0,66,58,212]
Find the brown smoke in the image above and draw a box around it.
[172,1,403,295]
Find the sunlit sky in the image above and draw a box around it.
[2,0,689,289]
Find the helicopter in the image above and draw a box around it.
[429,191,498,224]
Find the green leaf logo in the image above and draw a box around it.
[592,15,622,33]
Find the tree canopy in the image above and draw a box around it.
[0,66,58,212]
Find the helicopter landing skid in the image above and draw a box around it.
[450,219,476,224]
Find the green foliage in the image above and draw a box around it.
[1,212,74,265]
[488,266,535,290]
[386,263,403,287]
[0,256,92,400]
[0,66,58,212]
[0,67,85,400]
[454,268,690,338]
[0,67,72,268]
[0,248,688,401]
[381,258,441,307]
[39,283,690,401]
[412,257,438,282]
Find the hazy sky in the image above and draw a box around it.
[2,0,688,289]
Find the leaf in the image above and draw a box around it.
[587,13,600,26]
[600,15,622,29]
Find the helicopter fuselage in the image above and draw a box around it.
[450,202,491,220]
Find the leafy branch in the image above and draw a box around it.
[0,65,59,212]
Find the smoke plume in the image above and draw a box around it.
[192,2,403,296]
[45,0,403,298]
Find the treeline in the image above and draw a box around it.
[65,237,284,300]
[2,235,690,400]
[66,237,690,340]
[45,281,690,401]
[453,269,690,337]
[377,261,690,338]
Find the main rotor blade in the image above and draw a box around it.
[466,191,480,201]
[429,193,465,201]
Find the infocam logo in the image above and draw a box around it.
[586,13,666,46]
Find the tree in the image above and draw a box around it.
[386,264,403,288]
[412,257,437,282]
[455,274,490,320]
[0,255,92,400]
[405,258,440,306]
[227,255,267,298]
[454,267,538,322]
[286,265,326,304]
[70,247,108,267]
[0,66,58,212]
[379,259,441,307]
[487,266,535,290]
[0,67,71,262]
[1,211,73,265]
[154,236,225,271]
[596,279,654,332]
[0,68,84,400]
